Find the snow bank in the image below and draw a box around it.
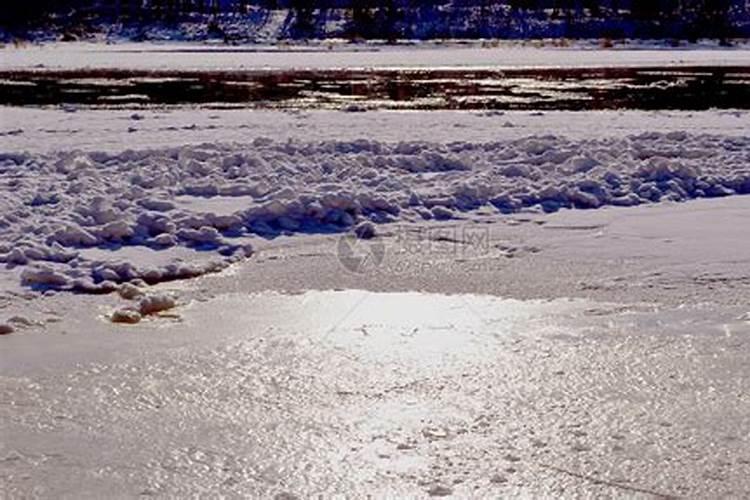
[1,132,748,291]
[4,42,750,72]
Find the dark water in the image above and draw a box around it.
[1,66,748,110]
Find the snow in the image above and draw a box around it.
[354,220,376,239]
[1,39,750,498]
[1,126,748,291]
[117,282,144,300]
[136,293,177,315]
[3,107,748,153]
[3,41,750,72]
[1,49,748,293]
[110,307,142,324]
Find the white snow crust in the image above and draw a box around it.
[3,42,750,72]
[1,131,748,291]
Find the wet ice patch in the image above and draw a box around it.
[207,290,598,368]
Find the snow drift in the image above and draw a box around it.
[1,131,748,291]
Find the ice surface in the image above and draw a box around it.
[3,42,750,72]
[2,39,749,499]
[2,287,749,497]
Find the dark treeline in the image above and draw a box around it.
[2,0,746,41]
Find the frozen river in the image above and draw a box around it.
[2,286,749,498]
[1,43,750,498]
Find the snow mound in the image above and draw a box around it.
[1,133,748,291]
[110,308,142,325]
[118,282,145,300]
[138,294,177,316]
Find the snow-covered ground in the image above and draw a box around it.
[3,107,749,152]
[1,105,748,293]
[1,124,749,294]
[1,45,750,498]
[3,41,750,71]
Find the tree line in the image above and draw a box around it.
[2,0,743,41]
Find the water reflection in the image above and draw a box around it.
[2,66,748,110]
